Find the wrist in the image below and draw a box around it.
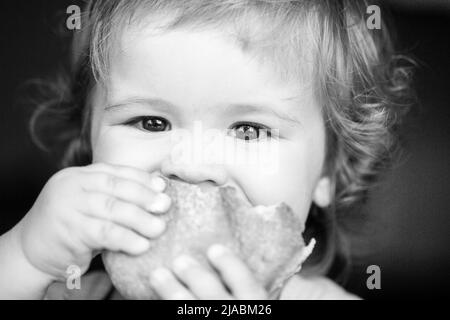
[6,223,57,297]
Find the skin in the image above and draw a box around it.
[0,26,331,299]
[91,27,332,299]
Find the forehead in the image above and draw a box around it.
[98,4,318,90]
[104,26,317,113]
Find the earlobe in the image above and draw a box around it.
[313,176,332,208]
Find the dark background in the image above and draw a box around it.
[0,1,449,299]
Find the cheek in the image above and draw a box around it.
[232,136,326,222]
[91,126,170,170]
[90,103,172,170]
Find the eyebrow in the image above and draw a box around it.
[105,97,302,126]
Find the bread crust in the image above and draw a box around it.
[103,178,314,299]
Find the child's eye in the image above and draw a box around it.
[229,122,272,141]
[125,116,171,132]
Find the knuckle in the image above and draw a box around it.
[47,167,80,192]
[90,163,109,171]
[99,222,116,245]
[108,164,134,177]
[105,174,120,192]
[115,165,131,175]
[120,204,141,223]
[123,180,151,201]
[118,165,139,175]
[51,167,76,183]
[136,184,151,199]
[129,206,144,220]
[124,181,139,194]
[119,166,149,183]
[103,195,117,214]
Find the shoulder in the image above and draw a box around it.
[280,274,361,300]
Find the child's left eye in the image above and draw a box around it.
[125,116,172,132]
[229,122,272,141]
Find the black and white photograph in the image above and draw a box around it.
[0,0,449,303]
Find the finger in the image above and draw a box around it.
[171,255,234,300]
[207,244,268,300]
[79,172,171,214]
[149,268,196,300]
[83,192,166,238]
[81,215,150,255]
[81,163,167,193]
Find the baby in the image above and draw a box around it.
[0,0,412,299]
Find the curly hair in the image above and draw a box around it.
[29,0,414,283]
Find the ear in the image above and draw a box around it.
[312,176,332,208]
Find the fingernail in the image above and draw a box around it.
[207,244,228,259]
[150,268,171,285]
[148,193,171,213]
[173,255,196,273]
[150,176,166,192]
[134,238,150,252]
[149,218,166,237]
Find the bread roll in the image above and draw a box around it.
[102,178,314,299]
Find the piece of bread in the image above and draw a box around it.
[102,178,315,299]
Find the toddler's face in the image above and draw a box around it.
[90,26,331,224]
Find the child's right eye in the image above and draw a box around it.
[125,116,172,132]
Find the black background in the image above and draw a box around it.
[0,1,449,299]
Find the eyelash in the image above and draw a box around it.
[124,116,273,141]
[125,116,172,132]
[228,121,272,141]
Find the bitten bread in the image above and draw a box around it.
[103,178,314,299]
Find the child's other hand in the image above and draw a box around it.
[149,244,268,300]
[16,163,170,282]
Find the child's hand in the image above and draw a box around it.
[148,244,268,300]
[16,163,170,282]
